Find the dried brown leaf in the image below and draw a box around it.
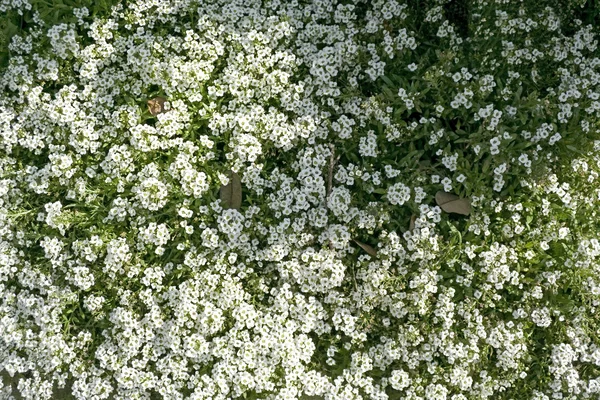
[435,191,471,215]
[147,96,167,116]
[409,215,417,231]
[220,170,242,209]
[353,239,377,257]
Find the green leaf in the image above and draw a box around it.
[447,221,462,245]
[382,86,395,99]
[380,75,394,87]
[514,85,523,102]
[399,150,423,165]
[566,145,582,154]
[482,158,491,173]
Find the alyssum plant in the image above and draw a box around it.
[0,0,599,399]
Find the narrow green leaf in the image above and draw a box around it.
[566,145,582,154]
[380,75,394,87]
[447,221,462,245]
[514,85,523,102]
[482,158,491,173]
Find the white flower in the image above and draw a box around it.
[442,153,459,171]
[390,370,411,390]
[441,177,453,192]
[558,227,570,239]
[358,131,379,157]
[387,182,411,206]
[549,132,562,145]
[531,308,552,328]
[201,227,220,249]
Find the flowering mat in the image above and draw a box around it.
[1,0,600,399]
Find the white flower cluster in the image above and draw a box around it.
[46,23,80,60]
[0,0,30,14]
[132,163,171,211]
[280,248,346,293]
[0,0,599,399]
[387,182,411,205]
[358,130,379,158]
[137,222,171,255]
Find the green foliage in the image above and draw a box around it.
[0,0,121,71]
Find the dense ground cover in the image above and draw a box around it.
[1,0,600,399]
